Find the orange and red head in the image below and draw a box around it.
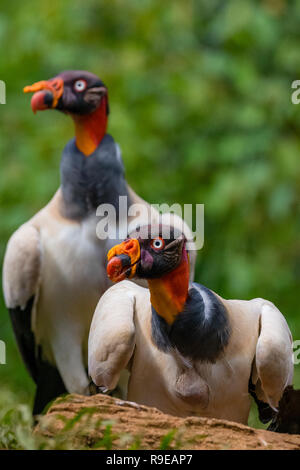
[24,70,109,155]
[107,225,190,324]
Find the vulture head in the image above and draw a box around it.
[24,70,109,155]
[24,70,108,115]
[107,224,187,282]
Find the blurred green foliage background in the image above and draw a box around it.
[0,0,300,435]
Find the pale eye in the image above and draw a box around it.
[151,237,165,250]
[74,79,87,92]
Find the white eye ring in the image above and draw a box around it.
[151,237,165,250]
[74,79,87,92]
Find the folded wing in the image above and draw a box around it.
[252,301,293,411]
[3,224,41,381]
[88,281,137,391]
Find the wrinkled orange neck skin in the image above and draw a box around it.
[72,95,108,156]
[148,249,190,325]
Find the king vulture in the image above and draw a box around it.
[2,72,196,414]
[88,224,294,428]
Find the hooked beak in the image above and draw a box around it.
[107,239,140,283]
[23,77,64,113]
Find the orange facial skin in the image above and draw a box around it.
[72,95,108,156]
[107,238,141,283]
[148,248,189,325]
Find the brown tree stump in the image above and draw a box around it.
[35,394,300,450]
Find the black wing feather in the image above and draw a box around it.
[9,296,38,383]
[267,386,300,434]
[248,377,275,424]
[9,297,67,415]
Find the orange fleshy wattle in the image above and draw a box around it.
[24,78,64,112]
[107,238,141,281]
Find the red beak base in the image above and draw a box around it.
[106,238,141,283]
[107,256,127,283]
[30,91,52,113]
[24,77,64,114]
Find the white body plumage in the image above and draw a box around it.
[89,280,293,423]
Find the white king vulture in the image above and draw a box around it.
[88,224,295,430]
[2,72,196,414]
